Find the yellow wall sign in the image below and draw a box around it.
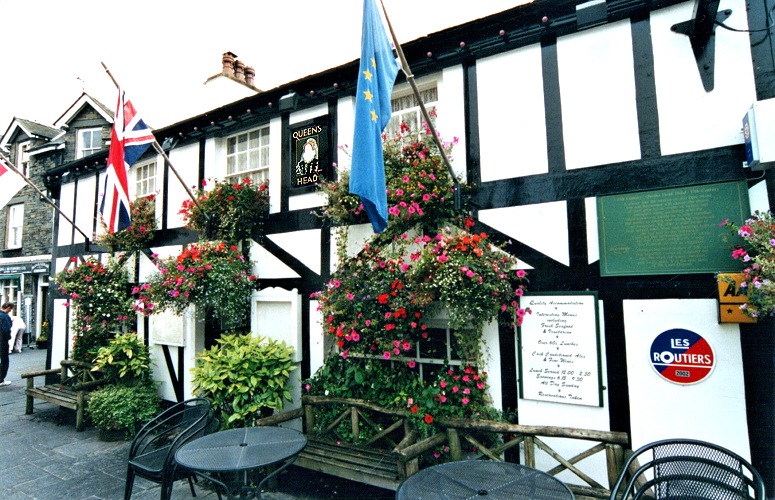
[717,273,757,323]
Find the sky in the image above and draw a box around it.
[0,0,527,133]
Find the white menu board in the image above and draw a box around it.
[518,293,602,407]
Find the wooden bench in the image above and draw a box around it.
[258,395,631,498]
[21,359,106,432]
[257,395,421,490]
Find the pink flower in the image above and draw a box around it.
[347,293,354,300]
[408,360,416,368]
[516,269,526,278]
[352,333,360,342]
[403,342,411,351]
[440,381,447,388]
[85,276,92,281]
[341,350,348,359]
[403,176,410,182]
[365,320,371,326]
[452,386,459,393]
[437,255,448,263]
[466,271,475,278]
[383,351,391,360]
[462,398,470,405]
[463,388,471,394]
[393,348,400,355]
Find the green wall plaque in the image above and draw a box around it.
[597,181,750,276]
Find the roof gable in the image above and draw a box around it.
[53,92,114,128]
[0,117,61,150]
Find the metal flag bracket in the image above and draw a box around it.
[670,0,732,92]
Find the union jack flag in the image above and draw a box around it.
[100,89,155,233]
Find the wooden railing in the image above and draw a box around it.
[257,395,629,497]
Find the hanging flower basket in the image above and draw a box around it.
[179,178,269,242]
[136,241,259,324]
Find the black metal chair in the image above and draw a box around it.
[124,398,216,500]
[610,438,765,500]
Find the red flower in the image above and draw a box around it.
[411,405,419,413]
[378,293,389,304]
[424,414,433,424]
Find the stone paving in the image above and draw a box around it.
[0,348,395,500]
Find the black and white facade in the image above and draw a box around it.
[43,0,775,492]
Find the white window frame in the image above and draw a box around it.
[6,203,24,248]
[0,278,18,307]
[16,141,30,177]
[77,128,102,158]
[349,320,468,383]
[225,126,270,184]
[385,83,438,139]
[134,161,157,198]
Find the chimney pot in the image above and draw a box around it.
[245,66,255,86]
[234,60,245,80]
[222,51,237,75]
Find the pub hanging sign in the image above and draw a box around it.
[291,117,330,190]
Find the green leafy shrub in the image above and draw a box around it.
[92,333,153,387]
[87,385,161,440]
[191,333,296,429]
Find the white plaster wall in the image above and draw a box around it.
[623,299,751,460]
[203,136,221,182]
[749,179,770,214]
[517,302,610,487]
[478,44,548,180]
[652,0,756,155]
[288,191,326,211]
[438,65,467,181]
[268,229,321,275]
[309,299,325,377]
[337,97,356,157]
[479,201,570,266]
[51,297,68,367]
[289,104,328,126]
[250,240,300,280]
[268,117,283,214]
[165,143,200,229]
[558,20,641,169]
[330,223,374,272]
[73,175,96,244]
[149,304,204,402]
[57,182,76,246]
[585,197,600,264]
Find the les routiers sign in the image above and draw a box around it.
[649,328,715,385]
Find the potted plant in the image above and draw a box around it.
[88,332,159,440]
[721,211,775,318]
[36,321,49,349]
[191,333,296,428]
[87,385,161,441]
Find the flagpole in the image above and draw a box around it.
[100,62,211,223]
[377,0,462,210]
[0,151,92,243]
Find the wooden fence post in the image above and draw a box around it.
[447,428,463,461]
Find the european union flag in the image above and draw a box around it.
[349,0,399,233]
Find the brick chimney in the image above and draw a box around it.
[234,60,245,81]
[244,66,255,87]
[222,51,237,76]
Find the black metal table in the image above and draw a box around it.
[396,461,575,500]
[174,426,307,500]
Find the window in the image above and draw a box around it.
[351,321,467,383]
[0,278,18,307]
[16,141,30,177]
[226,127,269,184]
[6,204,23,248]
[77,128,102,158]
[385,85,438,138]
[135,161,156,197]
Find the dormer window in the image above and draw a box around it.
[16,141,30,177]
[77,128,102,158]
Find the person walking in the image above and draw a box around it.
[9,309,25,353]
[0,302,12,387]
